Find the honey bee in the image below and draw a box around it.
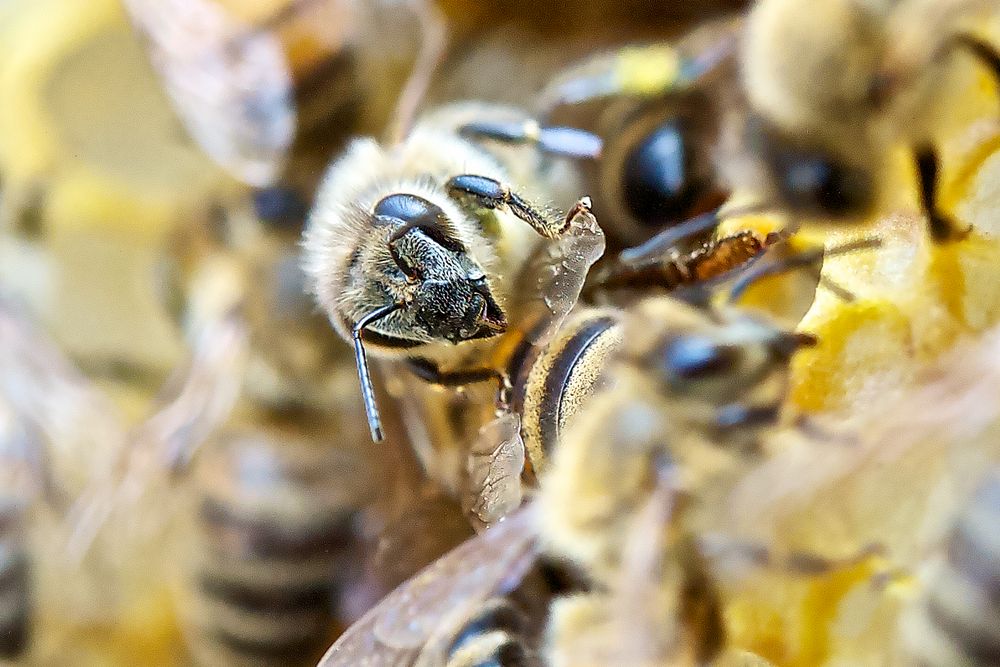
[731,0,1000,242]
[0,296,249,663]
[317,504,540,666]
[898,470,1000,666]
[123,0,442,241]
[540,296,815,581]
[177,424,373,667]
[461,16,743,251]
[302,102,599,442]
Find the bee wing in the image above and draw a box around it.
[66,313,249,560]
[0,299,125,512]
[463,412,525,531]
[123,0,295,186]
[535,15,742,116]
[515,200,606,348]
[319,504,539,666]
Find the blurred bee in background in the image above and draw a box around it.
[0,404,45,662]
[0,297,245,664]
[124,0,434,222]
[460,16,743,253]
[898,469,1000,666]
[540,295,817,584]
[176,424,374,666]
[731,0,1000,242]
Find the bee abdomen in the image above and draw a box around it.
[518,310,623,471]
[446,599,538,667]
[905,474,1000,666]
[0,501,31,659]
[187,437,362,667]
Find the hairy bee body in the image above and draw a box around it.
[729,0,1000,238]
[540,296,810,582]
[304,103,555,365]
[181,426,370,667]
[900,471,1000,666]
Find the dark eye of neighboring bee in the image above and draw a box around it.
[252,186,309,229]
[749,116,875,217]
[658,335,741,381]
[621,119,700,226]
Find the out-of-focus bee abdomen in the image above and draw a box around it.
[445,597,537,667]
[184,431,365,666]
[515,309,624,472]
[0,498,31,659]
[903,473,1000,666]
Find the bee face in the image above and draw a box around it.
[650,313,814,403]
[372,193,508,345]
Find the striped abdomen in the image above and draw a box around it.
[0,498,30,659]
[186,431,365,666]
[903,473,1000,666]
[446,598,538,667]
[512,309,623,472]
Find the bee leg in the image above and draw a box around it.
[700,534,885,576]
[596,230,767,294]
[617,202,774,267]
[727,237,880,303]
[446,174,570,237]
[949,34,1000,103]
[914,145,972,243]
[459,120,603,159]
[407,357,509,403]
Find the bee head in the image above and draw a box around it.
[375,193,507,344]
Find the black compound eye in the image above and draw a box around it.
[621,119,701,226]
[659,336,742,381]
[750,115,875,218]
[252,186,308,230]
[776,154,874,217]
[374,193,436,222]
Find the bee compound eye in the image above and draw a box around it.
[660,336,742,381]
[621,119,697,226]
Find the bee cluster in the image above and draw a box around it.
[1,0,1000,665]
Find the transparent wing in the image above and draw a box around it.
[66,313,249,559]
[0,298,124,513]
[319,504,539,666]
[123,0,295,186]
[513,200,606,348]
[463,412,525,531]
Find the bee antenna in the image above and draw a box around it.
[353,303,404,442]
[388,0,448,144]
[727,236,881,303]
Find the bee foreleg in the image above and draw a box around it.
[445,174,569,237]
[914,145,972,243]
[407,357,508,400]
[459,120,603,159]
